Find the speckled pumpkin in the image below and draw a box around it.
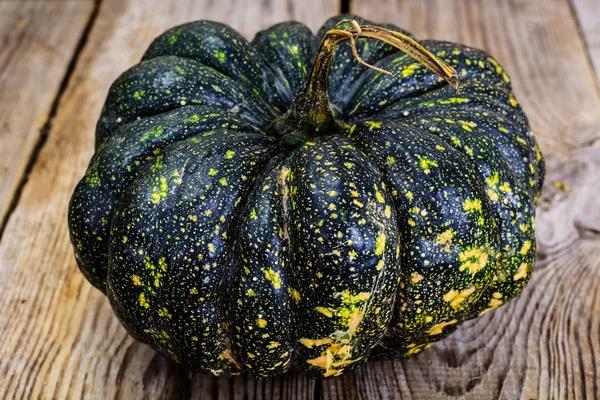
[68,15,544,378]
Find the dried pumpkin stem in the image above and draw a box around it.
[269,20,459,148]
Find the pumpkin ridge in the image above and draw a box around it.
[278,135,400,377]
[69,106,264,291]
[350,120,501,357]
[341,41,509,120]
[393,114,537,315]
[252,21,319,101]
[106,131,281,373]
[96,55,277,149]
[400,110,540,201]
[143,20,292,111]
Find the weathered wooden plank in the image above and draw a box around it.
[0,0,335,399]
[321,0,600,398]
[0,0,94,233]
[571,0,600,87]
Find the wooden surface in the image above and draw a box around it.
[0,0,598,399]
[0,0,94,234]
[572,0,600,87]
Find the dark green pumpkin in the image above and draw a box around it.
[68,14,544,377]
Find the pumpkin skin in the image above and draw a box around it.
[68,15,544,377]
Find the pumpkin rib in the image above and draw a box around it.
[106,131,282,373]
[251,21,319,101]
[341,41,511,120]
[370,82,528,132]
[228,154,296,376]
[95,55,277,149]
[400,109,542,203]
[252,21,319,101]
[394,114,537,315]
[279,135,401,377]
[143,20,292,111]
[69,106,262,291]
[350,120,501,357]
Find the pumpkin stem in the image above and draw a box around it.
[268,20,459,148]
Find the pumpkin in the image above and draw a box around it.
[68,14,544,378]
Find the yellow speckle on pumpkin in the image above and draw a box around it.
[316,307,333,318]
[158,307,172,318]
[520,224,528,232]
[151,177,169,203]
[257,318,267,328]
[438,97,469,105]
[462,198,482,213]
[428,319,457,335]
[385,205,391,218]
[264,268,282,289]
[288,287,301,303]
[299,338,332,348]
[411,271,423,284]
[443,287,476,308]
[514,262,529,281]
[499,182,512,194]
[374,184,385,203]
[459,247,489,275]
[139,292,150,308]
[131,275,141,286]
[401,63,420,77]
[435,229,455,245]
[365,121,382,131]
[520,241,532,255]
[415,155,438,174]
[486,172,500,186]
[374,232,386,256]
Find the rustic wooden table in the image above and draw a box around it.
[1,0,599,398]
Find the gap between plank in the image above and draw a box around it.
[314,378,323,400]
[341,0,351,14]
[0,0,102,243]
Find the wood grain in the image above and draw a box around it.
[1,0,599,399]
[571,0,600,88]
[0,0,94,233]
[0,0,334,398]
[330,0,600,398]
